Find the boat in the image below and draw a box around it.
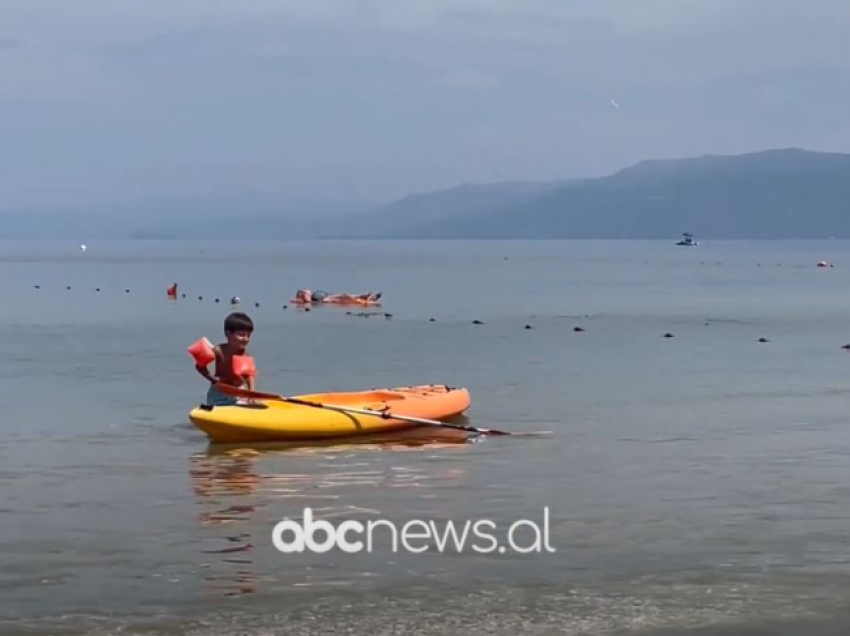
[675,232,699,246]
[188,384,472,443]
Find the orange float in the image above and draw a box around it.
[290,295,380,307]
[188,337,215,367]
[290,289,381,306]
[231,355,256,378]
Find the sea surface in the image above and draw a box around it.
[3,239,850,635]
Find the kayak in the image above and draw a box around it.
[188,384,471,443]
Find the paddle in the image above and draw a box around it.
[213,383,549,438]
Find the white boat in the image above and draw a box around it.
[675,233,699,246]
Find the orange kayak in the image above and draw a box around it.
[189,385,471,443]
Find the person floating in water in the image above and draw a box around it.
[291,289,382,305]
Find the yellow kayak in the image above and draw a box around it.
[188,384,471,443]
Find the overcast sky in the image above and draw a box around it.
[1,0,849,210]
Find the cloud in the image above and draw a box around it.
[436,70,501,90]
[0,36,24,50]
[1,0,850,209]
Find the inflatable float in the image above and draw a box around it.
[290,296,381,306]
[290,289,382,306]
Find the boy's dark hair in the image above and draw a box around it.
[224,312,254,334]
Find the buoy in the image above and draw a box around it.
[167,283,177,298]
[80,244,87,252]
[231,296,240,305]
[187,337,215,367]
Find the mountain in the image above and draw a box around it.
[326,180,572,239]
[4,148,850,240]
[118,194,366,240]
[0,194,367,240]
[349,148,850,239]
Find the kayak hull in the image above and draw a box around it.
[188,385,471,443]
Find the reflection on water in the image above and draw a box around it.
[189,451,261,597]
[187,434,474,598]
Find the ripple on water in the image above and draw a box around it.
[4,576,850,636]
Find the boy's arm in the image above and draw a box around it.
[196,364,218,384]
[195,345,221,384]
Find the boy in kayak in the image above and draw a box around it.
[195,312,256,406]
[292,288,382,304]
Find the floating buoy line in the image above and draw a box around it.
[22,281,850,347]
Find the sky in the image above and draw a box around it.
[1,0,849,211]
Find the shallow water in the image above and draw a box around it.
[2,239,850,634]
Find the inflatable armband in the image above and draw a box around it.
[188,337,215,367]
[232,355,257,378]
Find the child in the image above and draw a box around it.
[196,312,256,406]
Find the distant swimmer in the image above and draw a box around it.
[291,289,382,306]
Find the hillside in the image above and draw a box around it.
[0,195,365,240]
[328,180,572,239]
[340,148,850,239]
[4,149,850,240]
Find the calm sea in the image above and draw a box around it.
[3,239,850,635]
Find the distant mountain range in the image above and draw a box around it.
[333,148,850,239]
[0,195,362,240]
[3,148,850,239]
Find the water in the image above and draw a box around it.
[3,239,850,635]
